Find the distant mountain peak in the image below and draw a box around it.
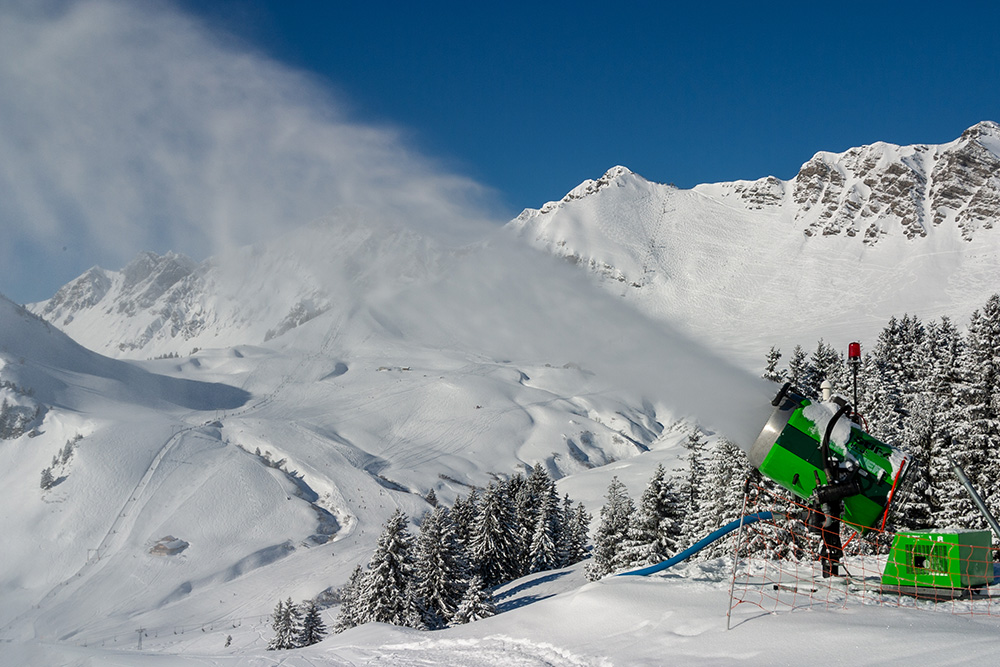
[524,166,643,217]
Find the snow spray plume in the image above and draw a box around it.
[372,232,776,450]
[0,0,499,302]
[0,1,776,444]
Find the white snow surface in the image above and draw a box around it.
[6,124,1000,664]
[512,123,1000,367]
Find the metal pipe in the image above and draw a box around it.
[949,453,1000,540]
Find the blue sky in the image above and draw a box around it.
[1,0,998,303]
[183,1,1000,209]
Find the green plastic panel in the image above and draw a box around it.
[757,398,900,533]
[881,530,994,588]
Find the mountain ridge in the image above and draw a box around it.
[28,122,1000,368]
[510,122,1000,364]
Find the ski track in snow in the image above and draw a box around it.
[343,635,607,666]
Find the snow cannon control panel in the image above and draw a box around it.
[748,384,909,534]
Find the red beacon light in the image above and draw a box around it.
[847,341,863,426]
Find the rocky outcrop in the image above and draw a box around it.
[704,121,1000,245]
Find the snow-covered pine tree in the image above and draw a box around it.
[762,346,784,383]
[450,489,479,551]
[785,345,812,395]
[678,427,708,548]
[61,440,73,464]
[266,599,287,650]
[40,466,54,490]
[965,295,1000,519]
[810,339,845,396]
[450,574,497,625]
[866,315,927,439]
[742,480,815,561]
[914,316,964,529]
[893,392,936,531]
[297,600,327,647]
[565,502,592,566]
[696,439,752,559]
[356,509,418,627]
[333,564,365,633]
[515,464,557,574]
[266,597,302,650]
[620,464,683,568]
[554,494,581,567]
[585,476,635,580]
[945,299,1000,527]
[527,485,559,574]
[509,472,532,574]
[412,506,469,629]
[470,482,520,586]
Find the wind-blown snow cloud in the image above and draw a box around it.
[0,0,496,302]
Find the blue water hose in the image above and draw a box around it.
[616,511,774,577]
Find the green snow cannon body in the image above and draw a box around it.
[749,387,909,533]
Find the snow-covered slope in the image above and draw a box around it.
[4,244,777,657]
[8,123,1000,664]
[510,121,1000,365]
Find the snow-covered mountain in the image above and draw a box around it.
[7,123,1000,664]
[511,121,1000,364]
[34,122,1000,370]
[32,213,445,357]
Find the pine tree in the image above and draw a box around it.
[786,345,812,395]
[451,575,497,624]
[61,439,74,464]
[356,510,417,626]
[40,466,54,490]
[679,427,708,547]
[585,477,635,580]
[945,298,1000,527]
[742,481,816,561]
[450,490,479,551]
[762,346,784,383]
[894,394,936,530]
[515,464,557,575]
[266,597,302,650]
[809,339,845,396]
[297,600,327,647]
[696,439,752,558]
[333,565,365,633]
[412,507,469,629]
[565,502,592,566]
[916,316,964,529]
[553,494,580,567]
[621,464,683,567]
[470,482,520,586]
[527,486,559,573]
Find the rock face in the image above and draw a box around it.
[708,120,1000,244]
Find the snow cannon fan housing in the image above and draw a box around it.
[749,386,909,533]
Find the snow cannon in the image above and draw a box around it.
[748,384,909,534]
